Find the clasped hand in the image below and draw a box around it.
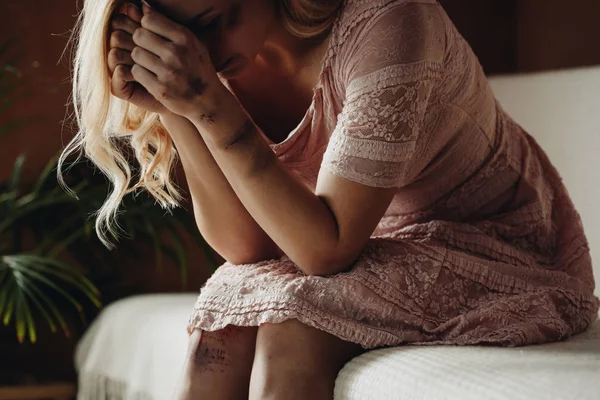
[108,1,254,148]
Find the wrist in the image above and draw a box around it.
[188,79,231,121]
[189,89,250,145]
[158,110,178,124]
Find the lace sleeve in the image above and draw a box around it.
[321,2,446,188]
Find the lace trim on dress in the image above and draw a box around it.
[321,62,440,187]
[347,61,443,99]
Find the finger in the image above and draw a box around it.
[110,30,135,51]
[111,64,135,100]
[131,63,161,98]
[110,14,140,35]
[108,48,134,75]
[112,65,162,110]
[127,3,143,24]
[141,1,188,45]
[132,27,172,61]
[131,46,170,78]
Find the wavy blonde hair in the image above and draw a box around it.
[280,0,343,39]
[59,0,344,248]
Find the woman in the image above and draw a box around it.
[60,0,599,398]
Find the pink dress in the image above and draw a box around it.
[187,0,599,348]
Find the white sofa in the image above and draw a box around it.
[74,66,600,400]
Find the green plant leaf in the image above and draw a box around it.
[0,191,17,205]
[0,268,11,317]
[15,291,26,343]
[21,258,101,305]
[9,255,101,308]
[2,282,16,326]
[32,153,59,196]
[0,194,76,234]
[6,259,84,314]
[22,294,36,343]
[17,275,58,335]
[47,227,86,258]
[34,213,85,255]
[11,273,37,344]
[8,154,25,193]
[26,280,71,337]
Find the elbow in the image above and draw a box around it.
[203,233,282,266]
[296,251,359,277]
[222,251,278,266]
[221,243,282,266]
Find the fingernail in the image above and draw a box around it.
[141,0,152,10]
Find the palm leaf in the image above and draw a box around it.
[7,154,25,194]
[22,295,36,343]
[6,255,101,310]
[0,268,11,317]
[2,281,16,326]
[21,255,101,301]
[2,254,94,334]
[15,291,26,343]
[32,153,60,196]
[18,275,58,334]
[26,280,71,337]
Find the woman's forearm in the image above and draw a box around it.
[188,100,344,276]
[159,112,282,265]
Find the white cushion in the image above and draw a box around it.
[335,322,600,400]
[75,294,192,400]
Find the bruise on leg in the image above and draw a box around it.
[191,325,246,374]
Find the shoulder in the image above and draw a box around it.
[330,0,446,85]
[333,0,446,46]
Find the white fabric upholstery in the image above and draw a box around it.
[335,324,600,400]
[75,67,600,400]
[74,294,192,399]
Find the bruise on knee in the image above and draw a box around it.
[191,326,246,374]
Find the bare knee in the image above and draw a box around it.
[249,319,363,399]
[175,326,258,400]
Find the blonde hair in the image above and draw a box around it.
[58,0,343,248]
[280,0,344,39]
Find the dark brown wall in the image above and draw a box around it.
[439,0,519,75]
[517,0,600,72]
[0,0,77,183]
[438,0,600,74]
